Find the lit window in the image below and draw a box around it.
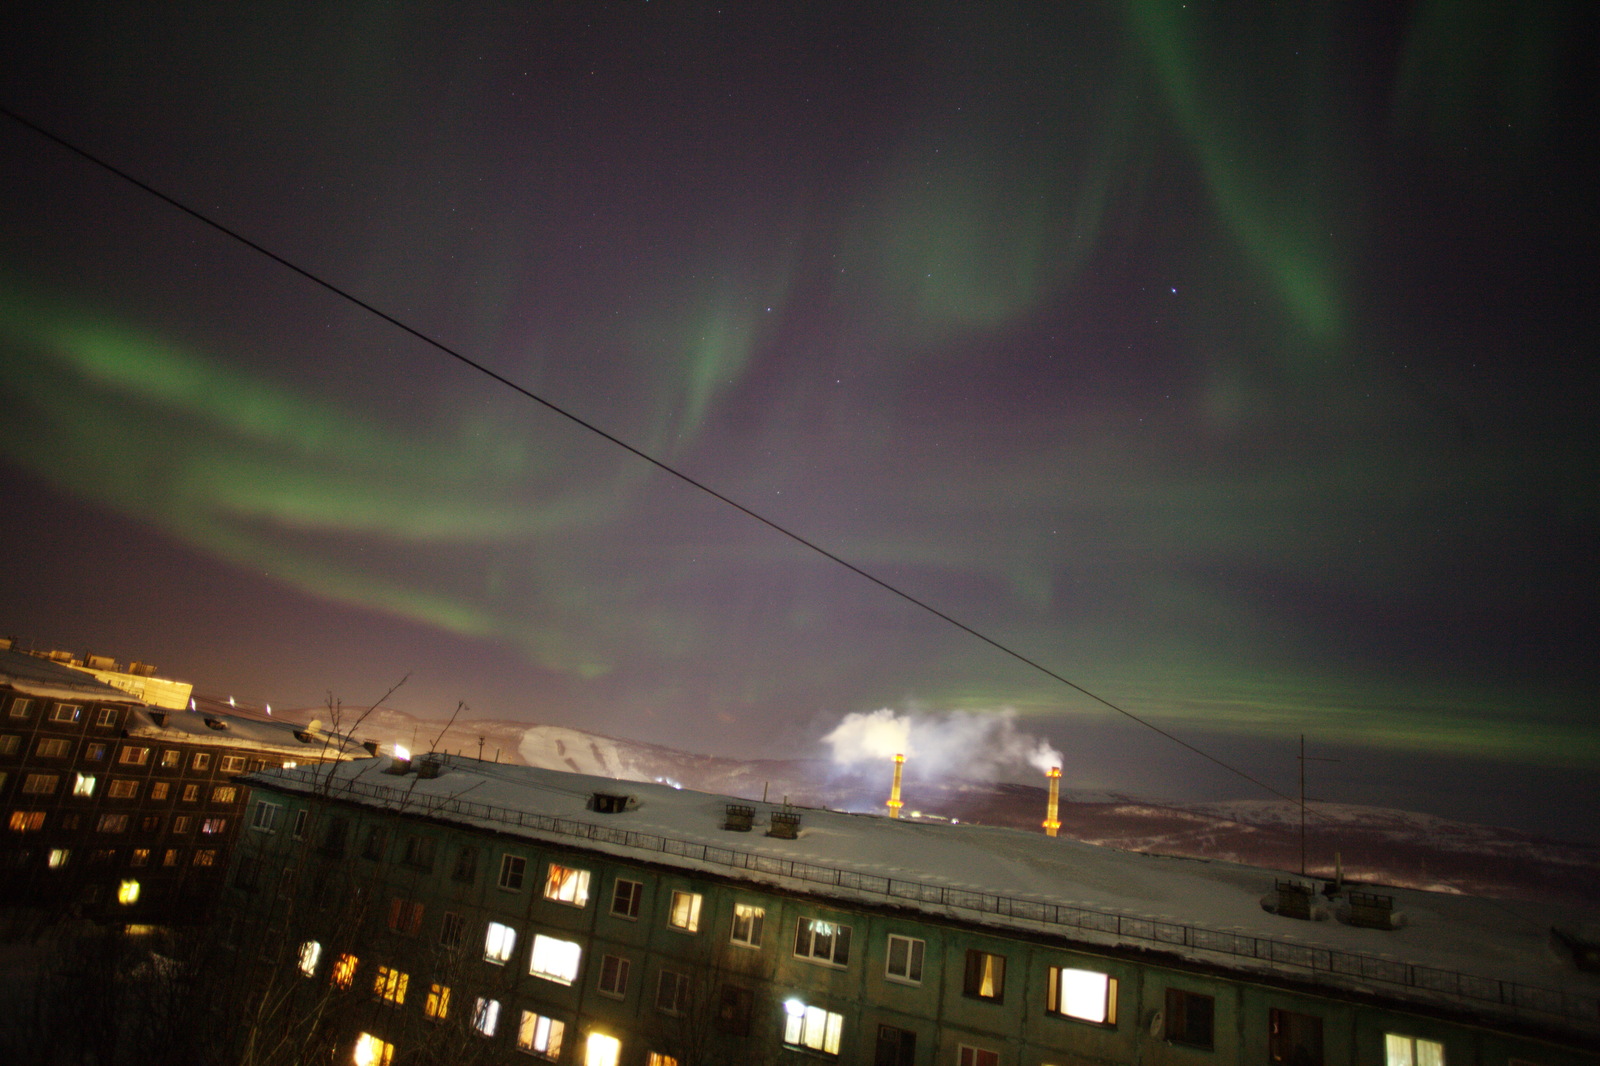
[119,746,150,765]
[22,773,58,794]
[958,1047,999,1066]
[36,738,71,758]
[220,755,246,772]
[794,917,851,967]
[160,749,181,768]
[192,753,211,771]
[530,933,582,985]
[73,774,97,797]
[352,1032,393,1066]
[886,935,924,984]
[50,703,82,723]
[97,813,129,833]
[439,910,466,949]
[498,853,526,890]
[0,734,16,755]
[484,921,517,964]
[201,817,227,835]
[585,1032,621,1066]
[117,880,140,905]
[598,954,629,997]
[8,698,32,718]
[150,782,169,800]
[96,707,119,727]
[10,810,45,832]
[472,997,500,1037]
[1047,966,1117,1025]
[611,878,642,919]
[647,1055,679,1066]
[212,786,237,803]
[1165,988,1215,1049]
[1269,1009,1323,1066]
[1386,1034,1445,1066]
[48,848,70,868]
[181,785,199,802]
[387,897,424,935]
[251,802,282,832]
[131,848,151,867]
[516,1010,563,1059]
[544,863,591,906]
[298,940,322,976]
[731,903,764,947]
[424,983,451,1020]
[331,953,359,989]
[161,848,180,867]
[656,970,691,1014]
[667,890,702,932]
[85,742,107,760]
[373,965,409,1005]
[193,848,217,866]
[173,816,192,833]
[963,949,1005,1001]
[782,999,843,1055]
[108,779,139,799]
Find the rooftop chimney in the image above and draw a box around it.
[887,753,906,818]
[1043,766,1061,837]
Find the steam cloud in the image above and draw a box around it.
[822,707,1064,781]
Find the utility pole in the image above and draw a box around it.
[1298,735,1340,877]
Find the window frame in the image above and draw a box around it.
[373,965,410,1005]
[1046,965,1118,1026]
[50,703,82,724]
[529,932,582,986]
[1164,988,1215,1049]
[611,877,642,919]
[498,853,526,891]
[1385,1033,1446,1066]
[793,916,852,968]
[483,920,517,964]
[251,801,283,833]
[598,953,630,998]
[543,862,591,907]
[667,889,702,932]
[782,999,843,1056]
[1269,1008,1324,1066]
[516,1010,565,1060]
[472,997,501,1038]
[885,934,925,985]
[731,902,765,947]
[963,949,1006,1002]
[118,745,151,766]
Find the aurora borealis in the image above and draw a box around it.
[1,3,1593,836]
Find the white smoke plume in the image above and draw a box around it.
[822,707,1064,781]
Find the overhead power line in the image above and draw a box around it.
[1,103,1300,807]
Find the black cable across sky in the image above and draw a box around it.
[1,102,1303,808]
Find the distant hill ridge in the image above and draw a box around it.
[257,704,1598,908]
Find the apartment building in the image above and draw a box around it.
[222,754,1599,1066]
[0,645,367,924]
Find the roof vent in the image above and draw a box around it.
[1341,890,1402,930]
[1263,879,1324,921]
[723,804,754,832]
[767,810,801,839]
[362,741,380,756]
[589,792,636,814]
[84,654,118,671]
[384,757,412,775]
[148,711,167,727]
[416,759,443,779]
[294,730,314,743]
[203,717,227,730]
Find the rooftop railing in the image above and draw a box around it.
[257,761,1598,1037]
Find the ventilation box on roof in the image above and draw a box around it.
[767,810,801,839]
[590,792,635,814]
[723,804,754,832]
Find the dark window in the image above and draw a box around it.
[794,918,851,967]
[598,954,629,997]
[321,816,348,856]
[361,826,386,860]
[611,878,642,919]
[401,835,436,870]
[452,845,477,883]
[439,911,466,949]
[1269,1009,1323,1066]
[874,1025,916,1066]
[963,950,1006,1002]
[1165,989,1215,1049]
[499,854,526,890]
[716,984,753,1036]
[656,970,691,1015]
[388,897,425,935]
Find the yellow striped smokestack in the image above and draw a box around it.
[888,753,906,818]
[1044,766,1061,836]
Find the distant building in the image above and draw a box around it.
[0,636,195,709]
[223,755,1599,1066]
[0,645,368,925]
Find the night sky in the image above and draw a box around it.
[1,4,1594,838]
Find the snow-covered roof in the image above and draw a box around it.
[247,754,1599,1041]
[0,646,144,703]
[126,707,370,759]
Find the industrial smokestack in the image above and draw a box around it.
[1043,766,1061,837]
[887,753,906,818]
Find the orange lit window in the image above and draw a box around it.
[331,953,359,989]
[424,983,451,1020]
[9,810,45,832]
[352,1032,393,1066]
[373,966,409,1005]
